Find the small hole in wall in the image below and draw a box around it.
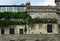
[32,32,33,34]
[20,39,25,41]
[10,40,15,41]
[35,39,40,41]
[59,31,60,33]
[40,32,42,34]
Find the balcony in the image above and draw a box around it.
[27,9,56,12]
[31,18,57,24]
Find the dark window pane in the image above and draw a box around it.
[47,25,52,33]
[20,29,23,34]
[10,28,14,34]
[1,28,4,34]
[31,25,35,29]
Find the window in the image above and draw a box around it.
[46,14,52,18]
[12,7,18,12]
[17,7,25,12]
[31,25,35,30]
[7,7,14,12]
[31,15,35,18]
[39,24,42,28]
[47,25,52,33]
[1,28,4,34]
[10,28,14,34]
[30,13,35,18]
[10,18,15,21]
[23,7,26,11]
[58,16,60,20]
[57,2,60,5]
[38,14,42,18]
[1,7,6,12]
[20,29,23,34]
[8,7,13,12]
[4,7,7,12]
[1,18,5,20]
[0,7,26,12]
[58,25,60,29]
[59,2,60,5]
[14,7,18,12]
[0,7,1,12]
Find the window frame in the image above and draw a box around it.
[9,28,14,34]
[1,28,4,34]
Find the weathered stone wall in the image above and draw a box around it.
[28,24,58,34]
[0,34,60,41]
[0,24,58,35]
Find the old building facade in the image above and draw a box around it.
[0,0,60,41]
